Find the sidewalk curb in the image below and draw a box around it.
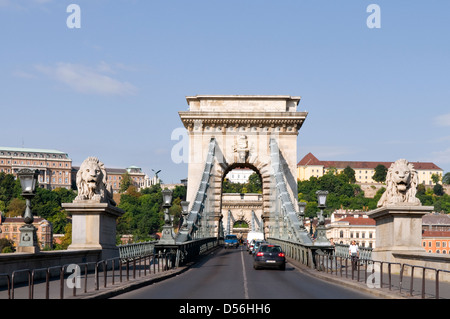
[69,264,194,299]
[286,257,407,299]
[69,247,222,299]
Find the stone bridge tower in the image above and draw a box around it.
[179,95,307,238]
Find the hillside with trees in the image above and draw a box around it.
[298,166,450,217]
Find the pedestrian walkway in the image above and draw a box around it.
[3,250,449,299]
[0,257,190,299]
[287,257,450,299]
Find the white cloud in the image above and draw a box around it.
[12,70,37,79]
[35,62,137,96]
[434,113,450,127]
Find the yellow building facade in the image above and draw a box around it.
[297,153,443,186]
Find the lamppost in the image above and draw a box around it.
[180,201,189,230]
[17,168,40,253]
[159,189,176,244]
[297,201,306,229]
[314,190,330,245]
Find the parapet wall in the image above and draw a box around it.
[0,249,102,283]
[392,251,450,282]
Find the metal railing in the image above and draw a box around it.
[334,243,373,261]
[118,240,158,261]
[313,252,450,299]
[399,263,450,299]
[0,251,175,299]
[268,237,450,299]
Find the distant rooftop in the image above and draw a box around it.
[0,146,67,155]
[298,152,442,171]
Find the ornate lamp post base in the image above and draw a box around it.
[159,224,176,245]
[17,224,40,253]
[313,224,331,246]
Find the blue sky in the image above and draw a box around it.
[0,0,449,183]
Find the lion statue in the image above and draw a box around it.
[74,156,116,206]
[377,159,421,207]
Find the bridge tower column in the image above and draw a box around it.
[179,95,308,239]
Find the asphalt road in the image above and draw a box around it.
[112,246,374,299]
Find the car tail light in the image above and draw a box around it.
[278,252,285,257]
[256,252,264,257]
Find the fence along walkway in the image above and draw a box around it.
[0,252,174,299]
[313,252,450,299]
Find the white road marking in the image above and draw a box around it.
[240,249,249,299]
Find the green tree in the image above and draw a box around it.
[0,238,15,253]
[247,173,262,193]
[54,223,72,250]
[443,172,450,185]
[172,185,187,201]
[431,173,441,185]
[434,183,445,196]
[372,164,388,183]
[6,198,25,217]
[341,166,356,184]
[117,184,164,241]
[0,173,21,209]
[119,172,133,193]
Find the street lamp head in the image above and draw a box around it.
[162,189,173,207]
[298,201,306,214]
[17,168,40,194]
[181,201,189,213]
[316,190,328,208]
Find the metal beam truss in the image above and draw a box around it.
[176,138,217,243]
[267,138,313,245]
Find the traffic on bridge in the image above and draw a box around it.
[113,245,373,299]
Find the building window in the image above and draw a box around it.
[339,230,344,238]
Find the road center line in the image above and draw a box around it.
[241,249,249,299]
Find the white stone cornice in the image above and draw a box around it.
[179,111,307,130]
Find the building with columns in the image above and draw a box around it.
[326,211,376,248]
[0,147,72,190]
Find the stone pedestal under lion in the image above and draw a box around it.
[62,157,124,260]
[367,159,433,263]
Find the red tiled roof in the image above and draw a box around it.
[297,153,442,171]
[1,217,46,224]
[336,217,376,226]
[297,153,321,166]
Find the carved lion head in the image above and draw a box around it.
[377,159,421,207]
[75,157,115,205]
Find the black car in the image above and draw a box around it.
[253,244,286,270]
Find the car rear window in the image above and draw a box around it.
[260,245,282,253]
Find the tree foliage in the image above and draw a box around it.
[116,184,187,242]
[372,164,388,183]
[443,172,450,185]
[0,238,15,253]
[222,172,262,194]
[298,171,383,218]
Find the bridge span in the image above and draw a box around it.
[113,246,373,300]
